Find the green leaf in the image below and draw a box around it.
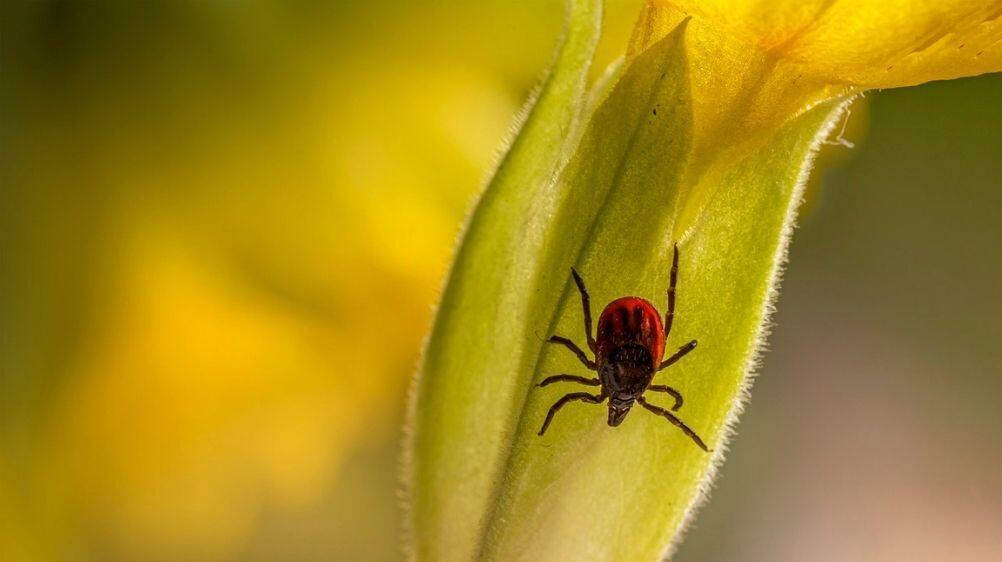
[405,5,850,561]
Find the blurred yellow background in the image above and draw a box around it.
[2,1,1000,561]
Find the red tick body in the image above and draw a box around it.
[536,245,710,451]
[596,297,666,369]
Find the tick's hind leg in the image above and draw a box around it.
[548,335,597,370]
[538,374,600,387]
[638,397,710,452]
[570,268,598,353]
[647,385,684,411]
[538,392,605,436]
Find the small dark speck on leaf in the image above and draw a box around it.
[653,108,657,116]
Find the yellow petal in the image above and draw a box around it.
[647,0,1002,88]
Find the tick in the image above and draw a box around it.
[536,244,710,452]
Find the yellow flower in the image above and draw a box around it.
[645,0,1002,88]
[627,0,1002,237]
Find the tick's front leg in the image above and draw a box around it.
[538,392,605,436]
[658,339,697,371]
[548,335,597,370]
[571,268,598,353]
[538,374,600,387]
[664,244,680,338]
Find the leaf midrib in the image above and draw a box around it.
[473,38,687,561]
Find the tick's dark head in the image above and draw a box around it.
[607,395,636,427]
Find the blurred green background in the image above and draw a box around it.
[2,1,1000,561]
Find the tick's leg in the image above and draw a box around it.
[548,335,597,370]
[538,392,605,436]
[647,385,683,411]
[638,397,710,452]
[658,339,697,371]
[538,374,601,387]
[571,268,598,353]
[664,244,680,338]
